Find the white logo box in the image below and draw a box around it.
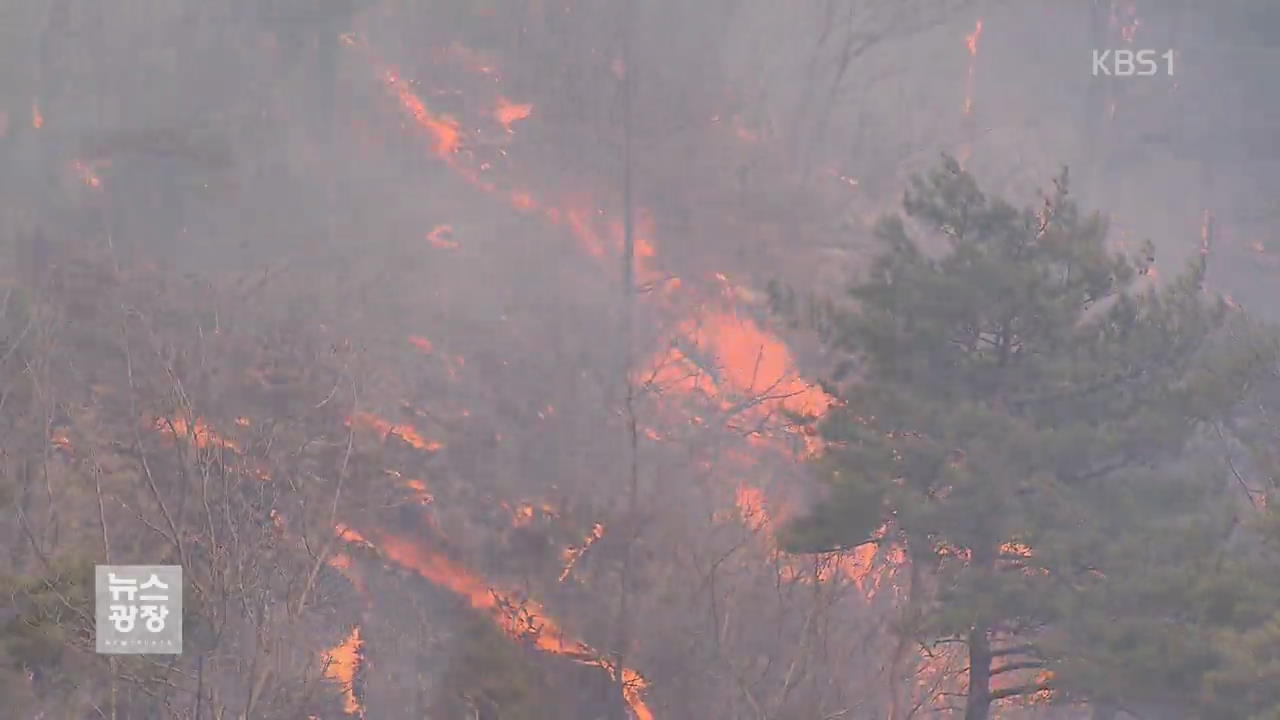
[95,565,183,655]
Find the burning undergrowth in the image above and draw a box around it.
[302,22,917,718]
[3,9,943,719]
[200,12,951,716]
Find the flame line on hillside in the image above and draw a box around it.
[336,524,654,720]
[339,35,916,716]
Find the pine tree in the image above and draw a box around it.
[783,155,1277,719]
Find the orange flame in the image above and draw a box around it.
[155,416,239,452]
[407,335,434,354]
[338,525,654,720]
[494,97,533,133]
[736,485,770,532]
[374,53,670,291]
[1000,541,1032,558]
[326,552,371,600]
[31,101,43,129]
[563,204,661,285]
[427,223,459,249]
[363,43,871,713]
[322,626,365,716]
[385,70,461,159]
[350,411,443,452]
[50,428,73,453]
[72,160,102,188]
[963,20,983,116]
[737,483,884,591]
[965,19,984,56]
[513,503,536,526]
[509,500,558,527]
[646,310,830,419]
[559,522,605,582]
[511,190,536,210]
[404,478,434,504]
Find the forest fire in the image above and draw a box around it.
[426,223,458,249]
[327,552,371,601]
[338,31,937,716]
[371,43,670,295]
[403,478,434,505]
[510,190,536,210]
[72,160,102,188]
[736,481,884,591]
[336,524,655,720]
[322,626,366,717]
[349,411,443,453]
[50,428,73,453]
[508,500,558,527]
[964,20,983,115]
[559,522,605,582]
[384,70,462,161]
[7,5,1276,720]
[645,310,830,419]
[561,205,663,286]
[354,38,891,712]
[494,97,533,133]
[154,416,239,451]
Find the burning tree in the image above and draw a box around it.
[783,155,1279,720]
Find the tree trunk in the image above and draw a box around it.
[613,1,638,718]
[964,542,996,720]
[963,622,993,720]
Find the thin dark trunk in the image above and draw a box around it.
[963,622,993,720]
[614,1,638,717]
[964,543,996,720]
[194,654,204,720]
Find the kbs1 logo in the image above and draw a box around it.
[1092,49,1175,76]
